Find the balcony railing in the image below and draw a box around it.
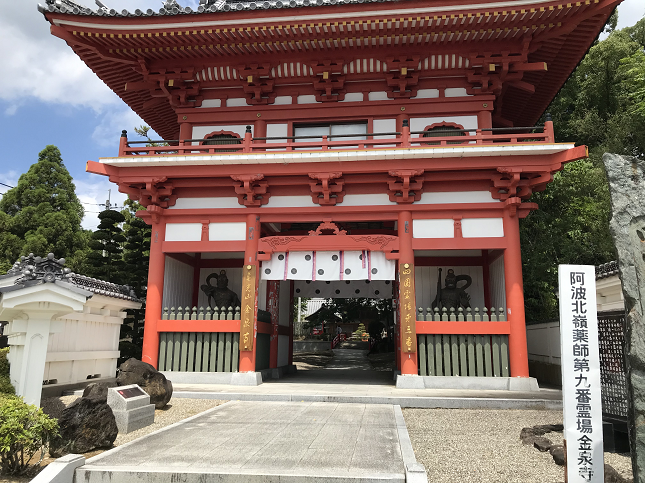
[117,120,555,157]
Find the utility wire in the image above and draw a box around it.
[0,182,14,189]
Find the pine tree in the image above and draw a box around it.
[86,209,126,283]
[118,199,151,361]
[0,145,85,270]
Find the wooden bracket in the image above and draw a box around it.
[118,177,177,208]
[388,169,424,204]
[231,174,270,207]
[490,167,552,201]
[239,63,276,105]
[311,60,346,102]
[385,56,420,99]
[308,219,347,236]
[308,172,345,206]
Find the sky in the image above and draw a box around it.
[0,0,644,231]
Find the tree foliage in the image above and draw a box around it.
[85,209,126,283]
[0,146,85,272]
[0,397,58,476]
[521,18,645,322]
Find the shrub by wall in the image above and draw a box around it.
[0,348,13,396]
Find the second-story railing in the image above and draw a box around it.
[117,119,555,157]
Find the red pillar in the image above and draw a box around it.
[503,206,530,378]
[239,214,260,372]
[141,220,166,368]
[268,280,280,369]
[398,210,418,375]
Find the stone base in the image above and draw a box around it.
[395,375,540,391]
[112,405,155,434]
[261,365,297,381]
[160,371,263,386]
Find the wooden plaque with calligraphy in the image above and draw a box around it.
[240,264,257,351]
[399,264,417,353]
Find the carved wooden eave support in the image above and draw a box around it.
[311,60,346,102]
[231,174,270,207]
[125,63,203,109]
[388,169,424,204]
[308,172,345,206]
[385,56,420,99]
[490,167,552,201]
[117,176,177,209]
[239,63,276,105]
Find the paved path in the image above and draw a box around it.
[171,349,562,409]
[77,401,417,482]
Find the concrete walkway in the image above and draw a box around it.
[77,400,425,482]
[172,349,562,410]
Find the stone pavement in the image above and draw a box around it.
[172,348,562,410]
[77,400,424,482]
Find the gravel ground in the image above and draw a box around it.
[403,408,633,483]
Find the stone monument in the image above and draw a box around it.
[603,152,645,480]
[431,268,472,312]
[200,269,241,309]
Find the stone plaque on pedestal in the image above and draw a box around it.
[107,384,155,434]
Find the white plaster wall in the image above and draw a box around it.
[462,218,504,238]
[415,266,485,311]
[373,119,397,142]
[489,255,507,311]
[169,197,240,210]
[445,88,470,97]
[193,125,253,140]
[226,98,249,107]
[265,196,316,208]
[368,91,388,101]
[413,219,454,238]
[596,275,625,311]
[162,257,194,310]
[266,123,289,142]
[209,222,246,241]
[340,92,363,102]
[197,267,243,309]
[418,191,498,204]
[526,321,561,364]
[415,89,440,98]
[200,99,222,108]
[165,223,202,242]
[297,95,318,104]
[273,96,292,105]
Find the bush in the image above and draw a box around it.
[0,397,58,475]
[0,349,14,396]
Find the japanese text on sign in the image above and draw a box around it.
[240,264,256,351]
[399,264,416,353]
[558,265,603,483]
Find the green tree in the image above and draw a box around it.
[85,209,126,283]
[0,146,85,270]
[520,18,645,322]
[118,199,151,362]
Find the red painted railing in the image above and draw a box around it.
[331,333,347,349]
[117,121,555,157]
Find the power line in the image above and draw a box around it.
[0,182,14,189]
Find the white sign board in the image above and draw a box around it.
[558,265,604,482]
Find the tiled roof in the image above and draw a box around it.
[596,261,619,280]
[37,0,389,17]
[2,253,140,302]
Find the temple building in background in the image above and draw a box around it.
[39,0,616,385]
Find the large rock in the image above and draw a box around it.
[49,395,118,457]
[604,153,645,481]
[82,382,109,402]
[116,358,173,409]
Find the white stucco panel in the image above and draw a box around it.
[462,218,504,238]
[192,125,252,140]
[209,222,246,241]
[409,115,478,131]
[169,197,241,210]
[413,219,455,238]
[165,223,202,242]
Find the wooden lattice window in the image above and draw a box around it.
[201,131,242,152]
[422,123,468,145]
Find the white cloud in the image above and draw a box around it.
[74,175,129,230]
[0,171,20,196]
[616,0,645,30]
[92,108,159,148]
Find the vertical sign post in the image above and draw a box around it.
[558,265,604,482]
[241,264,256,351]
[399,263,417,353]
